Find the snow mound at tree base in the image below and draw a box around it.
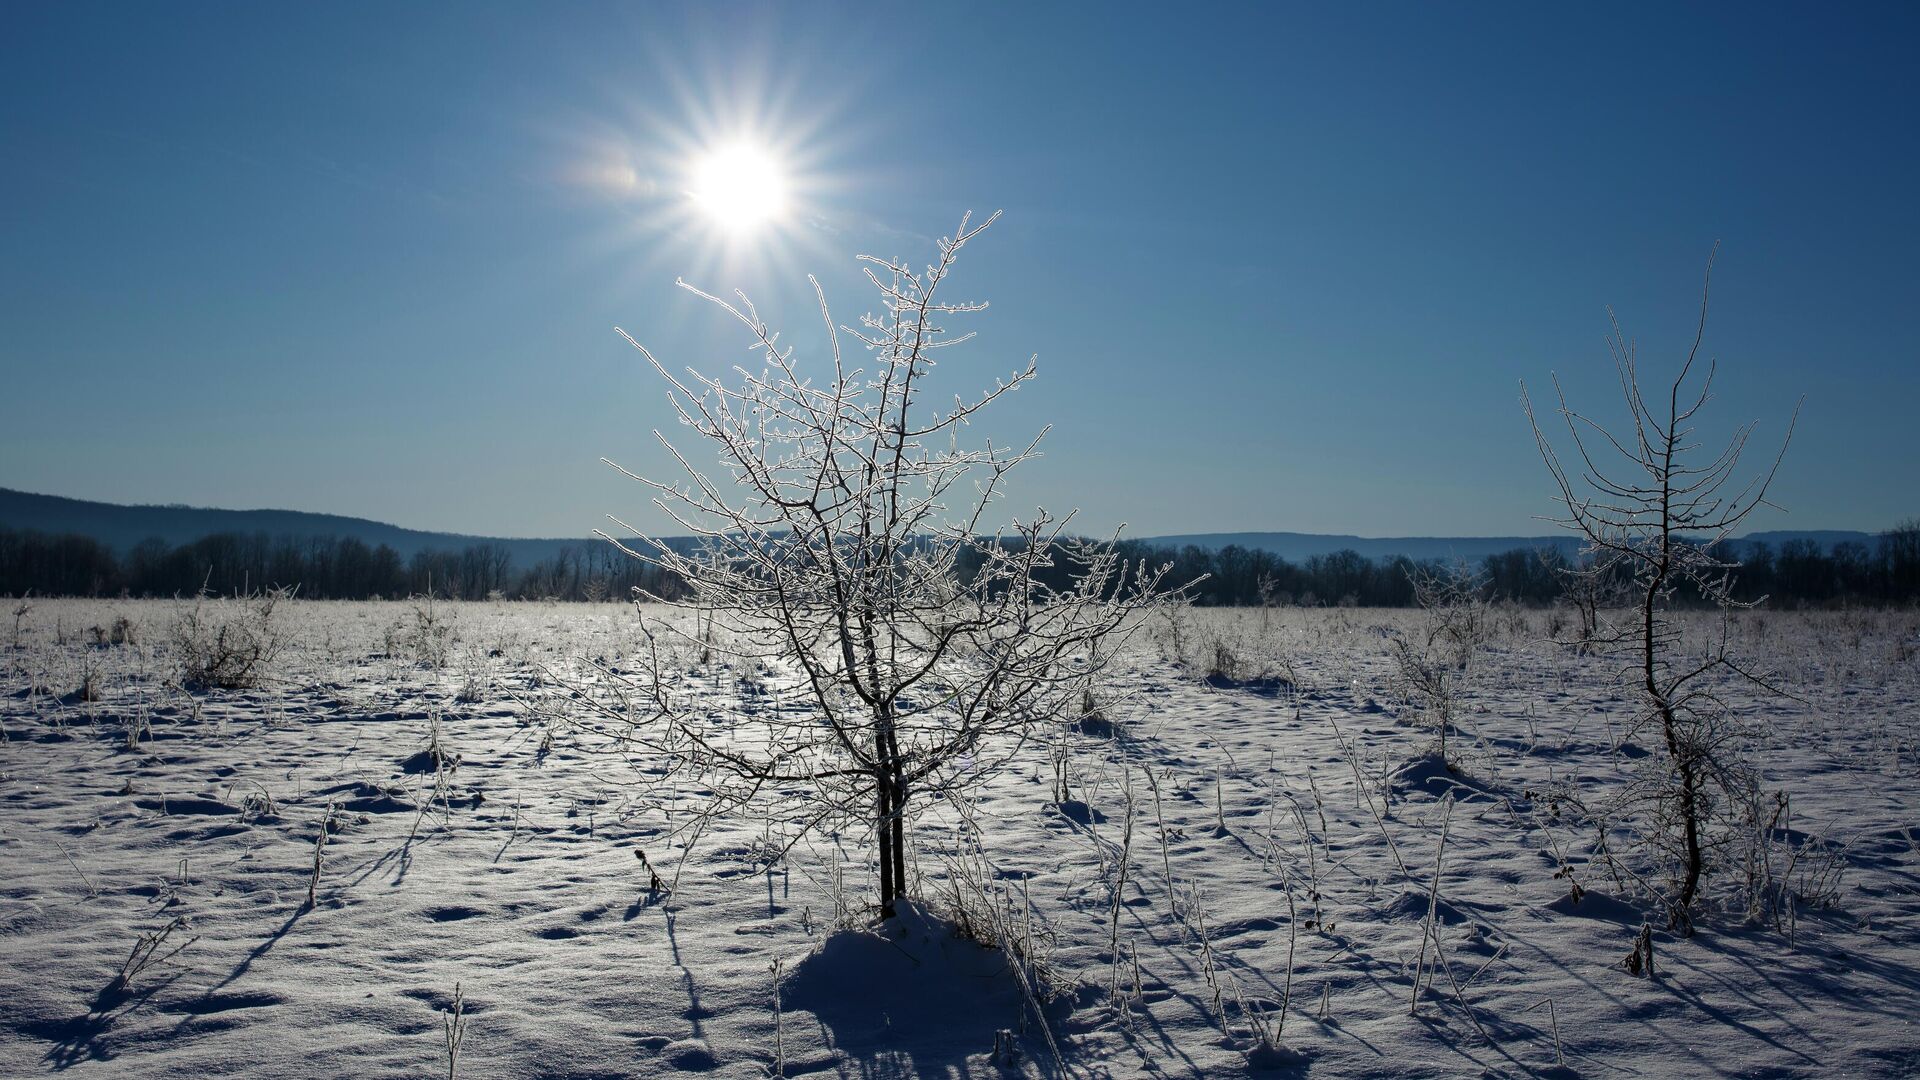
[1389,748,1495,799]
[1544,888,1647,924]
[1243,1038,1313,1073]
[781,900,1063,1065]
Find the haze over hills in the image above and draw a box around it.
[1143,530,1882,564]
[0,487,1880,569]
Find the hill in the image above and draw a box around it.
[0,486,1881,569]
[0,487,586,567]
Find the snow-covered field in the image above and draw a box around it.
[3,598,1918,1078]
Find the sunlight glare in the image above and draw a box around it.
[689,143,788,231]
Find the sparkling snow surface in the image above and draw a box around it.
[3,599,1918,1078]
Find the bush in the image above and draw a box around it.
[172,588,293,691]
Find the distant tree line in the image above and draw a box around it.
[1094,523,1920,608]
[0,528,682,601]
[3,521,1917,608]
[986,522,1920,610]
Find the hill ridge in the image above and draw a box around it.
[0,486,1878,568]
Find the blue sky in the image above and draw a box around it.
[4,3,1915,540]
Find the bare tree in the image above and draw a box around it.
[595,213,1176,920]
[1522,248,1799,929]
[1391,561,1489,763]
[1553,542,1631,653]
[1881,518,1920,598]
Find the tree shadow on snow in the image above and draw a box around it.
[780,902,1075,1078]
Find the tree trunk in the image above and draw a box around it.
[1674,746,1703,926]
[875,739,896,919]
[887,773,908,915]
[1647,555,1702,931]
[873,707,910,921]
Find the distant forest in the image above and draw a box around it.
[0,529,678,603]
[1106,525,1920,609]
[2,523,1917,608]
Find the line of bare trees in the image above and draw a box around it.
[0,528,680,601]
[3,524,1915,607]
[1104,527,1920,609]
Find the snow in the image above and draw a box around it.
[2,599,1918,1077]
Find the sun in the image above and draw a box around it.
[688,142,789,232]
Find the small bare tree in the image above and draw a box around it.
[1408,561,1491,671]
[597,213,1176,920]
[1554,542,1631,653]
[1523,248,1799,929]
[1390,562,1489,763]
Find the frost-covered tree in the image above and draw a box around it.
[1554,540,1633,654]
[1390,561,1490,764]
[1523,250,1798,929]
[598,213,1175,919]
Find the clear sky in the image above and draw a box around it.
[4,3,1916,540]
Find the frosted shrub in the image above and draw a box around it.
[1407,562,1491,670]
[1389,563,1488,762]
[387,592,456,668]
[1387,634,1460,761]
[172,588,292,691]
